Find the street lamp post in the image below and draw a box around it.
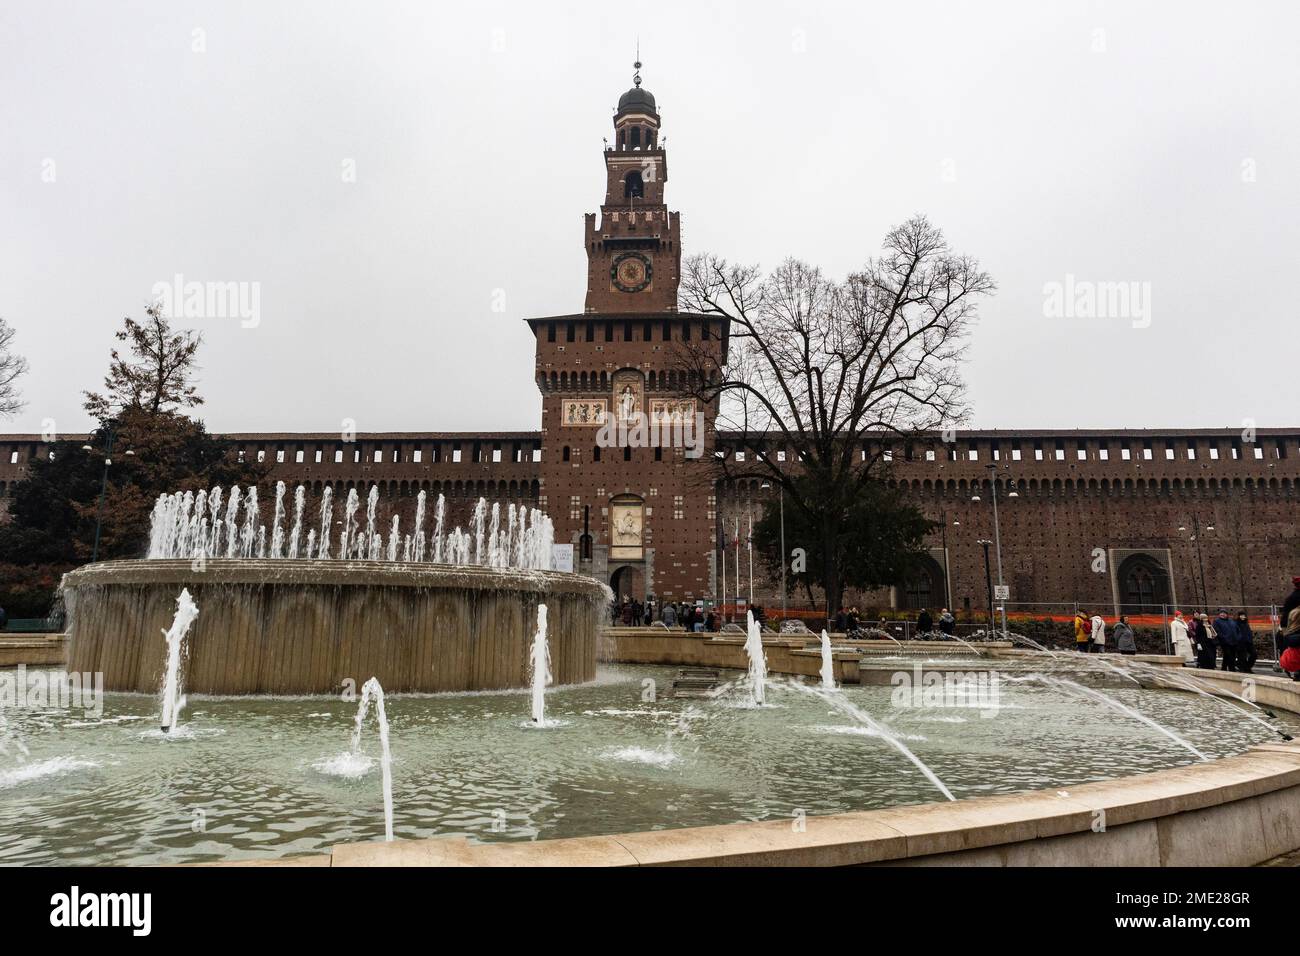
[82,426,135,564]
[939,510,950,610]
[1177,514,1214,609]
[949,517,960,613]
[972,464,1015,637]
[977,538,994,632]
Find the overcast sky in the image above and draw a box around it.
[1,1,1296,437]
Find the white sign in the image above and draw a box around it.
[551,544,574,573]
[993,585,1010,601]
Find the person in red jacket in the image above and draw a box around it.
[1279,608,1300,680]
[1280,577,1300,641]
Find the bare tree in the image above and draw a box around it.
[84,304,203,420]
[677,215,995,615]
[0,318,30,418]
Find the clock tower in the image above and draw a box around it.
[583,60,681,314]
[531,58,723,607]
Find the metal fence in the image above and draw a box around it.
[720,600,1288,660]
[998,602,1284,658]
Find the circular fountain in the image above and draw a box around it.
[62,558,608,695]
[61,561,608,697]
[59,484,610,695]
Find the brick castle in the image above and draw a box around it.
[2,67,1296,618]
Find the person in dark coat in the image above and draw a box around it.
[834,609,847,633]
[1235,611,1256,673]
[1113,615,1137,655]
[939,609,956,636]
[1192,613,1217,669]
[916,608,933,638]
[1212,609,1239,671]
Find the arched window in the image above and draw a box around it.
[562,446,570,462]
[899,555,946,611]
[902,574,932,610]
[630,127,641,148]
[1117,553,1171,614]
[623,170,644,199]
[1126,566,1158,607]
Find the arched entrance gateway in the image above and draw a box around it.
[1116,552,1173,615]
[897,554,948,611]
[609,564,644,603]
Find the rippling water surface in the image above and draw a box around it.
[0,663,1293,865]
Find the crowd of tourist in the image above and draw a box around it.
[1068,575,1300,678]
[611,596,724,633]
[609,576,1300,681]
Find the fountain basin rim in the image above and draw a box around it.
[61,558,612,600]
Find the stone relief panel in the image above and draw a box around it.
[609,494,644,560]
[650,398,696,425]
[562,399,608,427]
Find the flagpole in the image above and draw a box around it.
[747,511,753,610]
[721,523,727,624]
[734,516,740,619]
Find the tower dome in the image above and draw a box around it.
[617,85,656,115]
[612,56,660,151]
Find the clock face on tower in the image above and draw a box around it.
[611,252,653,293]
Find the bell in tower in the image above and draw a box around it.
[583,56,682,314]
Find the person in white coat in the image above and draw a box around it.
[1090,613,1107,652]
[1169,610,1194,664]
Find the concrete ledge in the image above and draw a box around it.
[601,629,861,684]
[985,646,1186,667]
[0,635,67,668]
[331,834,641,867]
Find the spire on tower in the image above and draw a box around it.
[633,40,642,88]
